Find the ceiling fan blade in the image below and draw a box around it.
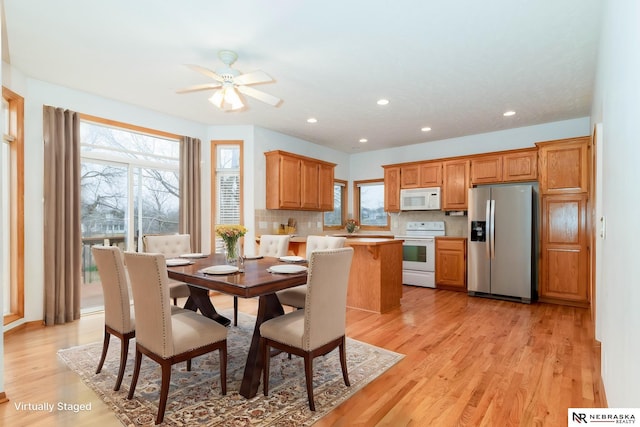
[233,70,273,86]
[176,83,222,94]
[185,64,224,82]
[236,85,281,106]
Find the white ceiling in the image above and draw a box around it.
[3,0,602,153]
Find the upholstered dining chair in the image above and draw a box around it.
[260,247,354,411]
[276,235,346,309]
[124,251,228,425]
[91,245,136,392]
[142,234,192,305]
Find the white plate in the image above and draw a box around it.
[243,255,263,260]
[201,265,239,275]
[268,264,308,274]
[180,252,206,258]
[279,255,305,263]
[166,258,192,266]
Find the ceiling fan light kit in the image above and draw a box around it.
[178,49,281,112]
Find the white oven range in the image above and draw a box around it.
[396,221,445,288]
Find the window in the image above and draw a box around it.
[354,179,389,230]
[324,179,347,229]
[2,87,24,325]
[80,115,181,311]
[212,141,243,252]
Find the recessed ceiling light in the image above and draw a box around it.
[421,127,432,132]
[307,117,318,123]
[503,110,516,117]
[359,138,368,143]
[376,99,389,106]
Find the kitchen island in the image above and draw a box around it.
[343,238,403,314]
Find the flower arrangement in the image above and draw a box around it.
[345,218,359,234]
[215,224,247,264]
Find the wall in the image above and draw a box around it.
[1,66,208,329]
[349,117,591,181]
[590,0,640,407]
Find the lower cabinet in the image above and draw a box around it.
[539,194,589,307]
[435,237,467,291]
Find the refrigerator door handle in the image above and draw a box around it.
[485,199,491,259]
[490,199,496,259]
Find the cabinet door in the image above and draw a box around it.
[442,160,469,210]
[318,163,334,211]
[419,162,442,187]
[384,167,401,212]
[400,165,420,188]
[435,238,467,290]
[538,138,589,194]
[300,159,319,209]
[539,194,589,306]
[503,150,537,182]
[470,155,502,184]
[279,156,301,208]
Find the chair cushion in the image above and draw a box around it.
[168,281,191,299]
[259,309,305,348]
[276,285,307,309]
[170,310,228,355]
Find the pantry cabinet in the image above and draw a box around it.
[435,237,467,291]
[536,136,591,307]
[265,150,336,211]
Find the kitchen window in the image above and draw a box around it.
[354,179,390,230]
[323,179,347,230]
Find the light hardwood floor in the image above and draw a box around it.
[1,286,604,426]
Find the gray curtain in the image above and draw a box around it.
[43,106,81,325]
[179,136,202,252]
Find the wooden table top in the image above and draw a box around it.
[166,254,308,299]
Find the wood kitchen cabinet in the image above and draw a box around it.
[383,166,401,212]
[537,137,589,194]
[400,161,442,188]
[470,155,502,184]
[435,237,467,291]
[265,150,336,211]
[442,159,470,210]
[470,149,538,185]
[502,149,538,182]
[539,194,589,306]
[537,136,591,307]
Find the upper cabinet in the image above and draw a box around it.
[470,148,538,185]
[400,161,442,188]
[537,137,589,194]
[383,166,401,212]
[265,150,336,211]
[442,159,470,211]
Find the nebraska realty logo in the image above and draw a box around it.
[569,408,638,425]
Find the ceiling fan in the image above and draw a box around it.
[176,50,281,111]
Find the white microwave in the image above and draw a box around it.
[400,187,441,211]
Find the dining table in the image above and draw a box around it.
[166,253,308,398]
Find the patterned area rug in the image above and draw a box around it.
[58,310,403,426]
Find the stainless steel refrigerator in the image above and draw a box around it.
[468,184,537,303]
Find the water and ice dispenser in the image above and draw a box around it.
[470,221,486,242]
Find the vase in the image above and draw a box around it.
[224,238,240,265]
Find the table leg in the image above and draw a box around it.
[239,294,284,398]
[184,287,231,327]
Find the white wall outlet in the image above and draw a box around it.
[307,222,312,228]
[316,221,322,228]
[259,221,268,229]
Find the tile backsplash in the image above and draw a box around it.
[255,209,468,237]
